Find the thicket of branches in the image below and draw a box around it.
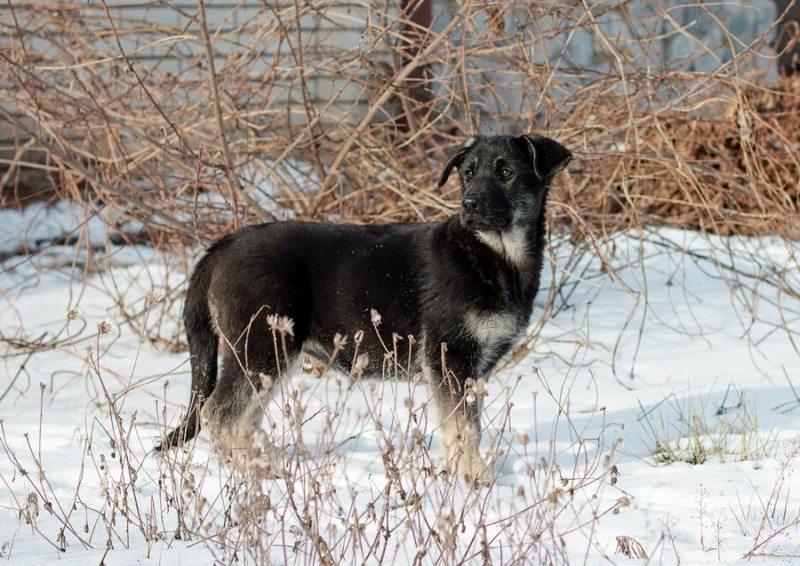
[2,0,798,248]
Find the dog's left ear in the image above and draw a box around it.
[437,136,480,188]
[520,134,572,181]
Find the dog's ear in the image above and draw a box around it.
[520,134,572,181]
[437,136,480,188]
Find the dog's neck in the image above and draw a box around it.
[448,211,547,294]
[475,205,547,277]
[475,226,530,268]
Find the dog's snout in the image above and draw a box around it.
[462,194,483,212]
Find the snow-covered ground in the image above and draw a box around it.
[1,204,798,564]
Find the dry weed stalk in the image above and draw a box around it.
[615,534,649,559]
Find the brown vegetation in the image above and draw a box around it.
[1,1,798,251]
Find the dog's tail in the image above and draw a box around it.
[157,245,220,451]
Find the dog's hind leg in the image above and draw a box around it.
[202,316,300,477]
[201,364,287,477]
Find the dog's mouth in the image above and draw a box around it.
[460,210,508,232]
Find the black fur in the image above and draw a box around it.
[158,134,571,481]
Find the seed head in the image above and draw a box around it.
[97,320,114,335]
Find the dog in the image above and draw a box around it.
[157,134,571,482]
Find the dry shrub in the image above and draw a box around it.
[556,74,800,240]
[1,0,798,251]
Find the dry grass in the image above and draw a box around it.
[557,73,800,240]
[0,311,630,564]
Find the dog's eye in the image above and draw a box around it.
[464,168,474,180]
[498,167,513,180]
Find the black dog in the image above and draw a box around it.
[159,134,571,482]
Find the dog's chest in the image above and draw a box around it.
[463,310,524,373]
[464,310,520,344]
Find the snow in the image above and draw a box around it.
[1,209,798,565]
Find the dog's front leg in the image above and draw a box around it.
[431,369,489,485]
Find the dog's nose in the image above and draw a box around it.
[462,194,483,212]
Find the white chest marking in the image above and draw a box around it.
[464,310,520,346]
[476,225,528,266]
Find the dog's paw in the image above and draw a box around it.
[446,452,493,488]
[219,436,288,479]
[248,458,289,480]
[461,462,494,488]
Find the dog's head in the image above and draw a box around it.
[438,135,571,232]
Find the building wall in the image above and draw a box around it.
[773,0,800,73]
[1,0,787,136]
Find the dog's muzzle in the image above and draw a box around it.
[461,196,497,231]
[462,193,483,213]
